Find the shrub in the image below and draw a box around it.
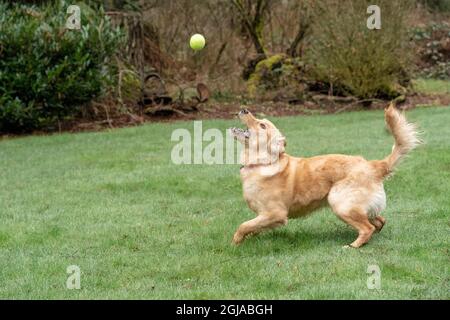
[305,0,412,99]
[419,0,450,12]
[0,1,122,132]
[412,22,450,80]
[247,54,307,101]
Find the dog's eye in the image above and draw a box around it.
[260,123,266,129]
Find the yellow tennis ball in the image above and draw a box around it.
[190,34,206,51]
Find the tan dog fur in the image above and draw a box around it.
[229,104,420,248]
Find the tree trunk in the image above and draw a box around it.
[231,0,268,59]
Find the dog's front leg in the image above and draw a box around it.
[232,213,288,245]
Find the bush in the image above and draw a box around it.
[305,0,412,99]
[247,54,307,101]
[419,0,450,12]
[0,1,122,132]
[412,22,450,80]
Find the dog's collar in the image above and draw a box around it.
[240,154,287,171]
[240,163,271,170]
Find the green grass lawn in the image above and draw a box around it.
[413,78,450,95]
[0,106,449,299]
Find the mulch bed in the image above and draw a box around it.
[1,93,449,138]
[66,92,450,130]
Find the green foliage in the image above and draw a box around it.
[412,22,450,80]
[85,0,142,11]
[247,54,306,100]
[419,0,450,12]
[413,78,450,95]
[305,0,412,99]
[0,1,123,132]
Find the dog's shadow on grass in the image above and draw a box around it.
[241,227,356,253]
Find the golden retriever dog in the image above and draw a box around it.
[229,103,420,248]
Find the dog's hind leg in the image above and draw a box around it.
[335,208,376,248]
[328,184,377,248]
[232,212,287,245]
[367,185,387,233]
[371,215,386,232]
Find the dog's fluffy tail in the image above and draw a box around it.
[381,103,421,176]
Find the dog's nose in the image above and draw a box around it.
[239,109,249,115]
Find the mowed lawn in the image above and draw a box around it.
[0,106,449,299]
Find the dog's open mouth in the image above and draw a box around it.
[230,127,250,139]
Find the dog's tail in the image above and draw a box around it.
[379,102,421,177]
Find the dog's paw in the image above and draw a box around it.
[232,233,244,245]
